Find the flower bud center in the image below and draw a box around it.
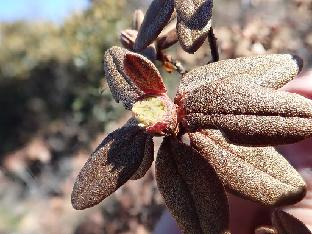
[132,97,166,128]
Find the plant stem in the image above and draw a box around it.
[208,27,219,63]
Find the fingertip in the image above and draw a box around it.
[281,69,312,99]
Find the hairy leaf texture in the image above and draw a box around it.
[177,54,302,95]
[131,137,154,180]
[71,120,152,210]
[272,210,312,234]
[124,53,167,95]
[104,46,144,109]
[134,0,175,51]
[182,76,312,145]
[189,130,306,206]
[175,0,213,53]
[156,137,229,234]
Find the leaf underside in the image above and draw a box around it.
[272,210,312,234]
[124,53,167,95]
[156,137,229,234]
[71,119,152,210]
[134,0,175,51]
[189,129,306,206]
[182,75,312,145]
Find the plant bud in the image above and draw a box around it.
[132,95,177,136]
[120,29,138,50]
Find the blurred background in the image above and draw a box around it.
[0,0,311,233]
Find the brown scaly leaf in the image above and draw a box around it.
[175,0,213,53]
[272,210,312,234]
[124,53,167,95]
[255,226,277,234]
[71,120,152,210]
[156,137,229,234]
[189,129,306,206]
[134,0,175,51]
[181,75,312,145]
[130,136,154,180]
[177,54,302,95]
[104,46,144,109]
[156,28,178,50]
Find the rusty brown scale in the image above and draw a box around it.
[72,46,312,234]
[133,0,213,53]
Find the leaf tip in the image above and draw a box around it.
[71,186,87,210]
[275,182,306,206]
[291,54,304,74]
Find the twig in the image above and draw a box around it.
[207,27,219,63]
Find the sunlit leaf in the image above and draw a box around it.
[182,76,312,145]
[71,120,150,210]
[104,46,144,109]
[189,129,306,206]
[177,54,303,95]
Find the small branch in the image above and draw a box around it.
[207,27,219,63]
